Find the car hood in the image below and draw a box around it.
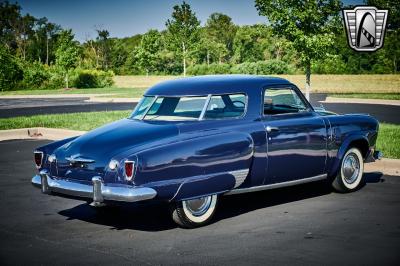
[54,118,179,166]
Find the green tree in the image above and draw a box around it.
[255,0,342,99]
[166,1,200,76]
[0,45,23,91]
[194,29,228,65]
[135,29,163,75]
[367,0,400,73]
[232,25,270,63]
[96,29,111,70]
[205,13,237,59]
[55,29,80,88]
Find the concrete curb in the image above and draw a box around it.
[365,159,400,177]
[0,128,86,141]
[85,96,140,103]
[0,94,113,99]
[321,97,400,106]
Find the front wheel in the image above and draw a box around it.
[332,147,364,193]
[171,194,218,228]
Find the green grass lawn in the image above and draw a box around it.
[0,111,398,159]
[329,93,400,100]
[0,111,131,131]
[376,123,400,159]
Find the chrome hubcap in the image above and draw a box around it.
[343,152,360,184]
[184,196,212,217]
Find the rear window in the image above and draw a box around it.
[204,93,246,119]
[144,96,207,121]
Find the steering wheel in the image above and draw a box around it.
[231,100,245,108]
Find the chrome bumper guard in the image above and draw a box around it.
[31,170,157,203]
[365,150,383,163]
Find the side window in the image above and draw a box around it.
[204,93,246,119]
[264,88,307,115]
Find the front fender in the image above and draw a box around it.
[328,134,369,178]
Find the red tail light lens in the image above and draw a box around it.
[34,151,43,169]
[124,161,135,181]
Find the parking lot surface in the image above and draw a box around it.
[0,139,399,265]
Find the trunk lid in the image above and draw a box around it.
[52,119,179,181]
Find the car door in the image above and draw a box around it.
[262,86,327,185]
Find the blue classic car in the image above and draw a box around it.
[32,75,382,228]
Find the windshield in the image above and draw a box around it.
[130,93,246,121]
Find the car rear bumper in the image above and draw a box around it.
[365,149,383,163]
[32,170,157,204]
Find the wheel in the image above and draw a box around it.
[332,147,364,193]
[171,194,218,228]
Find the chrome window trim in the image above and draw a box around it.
[199,94,212,121]
[261,86,313,118]
[225,174,327,195]
[202,92,248,121]
[140,95,158,120]
[139,92,248,122]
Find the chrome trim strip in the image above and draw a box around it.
[199,94,212,121]
[141,95,158,120]
[31,173,157,203]
[225,174,327,195]
[229,169,249,188]
[65,157,95,164]
[169,168,250,201]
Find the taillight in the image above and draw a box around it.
[124,160,135,181]
[34,151,43,169]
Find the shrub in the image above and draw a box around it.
[312,56,347,74]
[0,46,23,91]
[73,69,114,88]
[21,62,50,90]
[187,63,231,75]
[231,60,293,75]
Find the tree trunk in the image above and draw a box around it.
[207,50,210,66]
[46,34,49,65]
[305,62,311,101]
[182,42,186,76]
[65,72,69,89]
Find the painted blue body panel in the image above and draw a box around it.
[34,75,379,202]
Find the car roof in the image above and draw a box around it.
[144,75,292,96]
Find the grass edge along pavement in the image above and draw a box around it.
[0,111,398,159]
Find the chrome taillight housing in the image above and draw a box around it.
[34,151,43,169]
[124,160,135,181]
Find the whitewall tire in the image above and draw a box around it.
[332,147,364,193]
[171,194,218,228]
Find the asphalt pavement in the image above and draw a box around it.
[0,97,136,118]
[0,139,399,265]
[1,94,399,124]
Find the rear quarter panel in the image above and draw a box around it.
[134,120,259,201]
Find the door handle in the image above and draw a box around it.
[266,126,279,133]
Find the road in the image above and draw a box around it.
[0,94,399,124]
[0,97,136,118]
[0,139,399,265]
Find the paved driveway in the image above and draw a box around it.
[0,139,399,265]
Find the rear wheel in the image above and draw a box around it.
[171,194,218,228]
[332,147,364,193]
